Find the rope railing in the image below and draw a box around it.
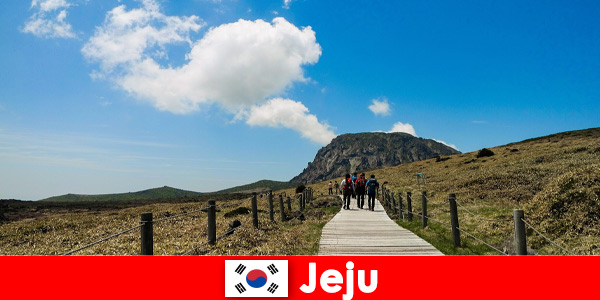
[387,189,580,255]
[62,224,143,256]
[217,197,251,209]
[179,241,210,256]
[178,224,244,256]
[521,218,575,255]
[399,207,508,255]
[456,227,508,255]
[60,198,248,256]
[152,207,209,223]
[152,198,250,224]
[406,209,451,228]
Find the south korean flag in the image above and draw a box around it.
[225,260,288,298]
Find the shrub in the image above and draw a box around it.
[295,185,306,194]
[476,148,495,158]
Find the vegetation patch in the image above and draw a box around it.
[476,148,495,158]
[525,165,600,255]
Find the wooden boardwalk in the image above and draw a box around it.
[318,196,443,256]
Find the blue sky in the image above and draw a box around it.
[1,0,599,200]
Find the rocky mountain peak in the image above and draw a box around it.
[290,132,460,184]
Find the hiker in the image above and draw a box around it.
[334,180,340,195]
[328,181,333,195]
[354,173,367,209]
[341,174,353,209]
[366,174,379,211]
[351,172,358,199]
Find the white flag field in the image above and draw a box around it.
[225,260,289,298]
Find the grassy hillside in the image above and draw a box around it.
[212,180,298,194]
[304,127,600,255]
[40,186,202,202]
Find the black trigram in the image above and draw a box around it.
[235,283,246,294]
[267,283,279,294]
[267,263,279,275]
[235,264,247,275]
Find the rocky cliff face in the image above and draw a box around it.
[290,132,461,184]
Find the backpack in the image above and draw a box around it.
[367,179,378,192]
[343,178,353,190]
[355,177,366,188]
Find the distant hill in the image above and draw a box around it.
[291,132,461,184]
[212,180,298,194]
[40,186,202,202]
[38,180,300,202]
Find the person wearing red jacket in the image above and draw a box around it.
[354,173,367,209]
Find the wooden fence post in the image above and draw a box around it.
[252,193,259,228]
[279,194,286,222]
[287,196,292,211]
[386,191,390,210]
[514,209,527,256]
[448,193,460,248]
[268,191,274,222]
[398,192,404,220]
[303,190,307,205]
[384,188,388,208]
[407,192,413,222]
[392,192,397,215]
[207,200,216,245]
[384,188,389,208]
[141,212,153,255]
[421,191,428,228]
[299,194,303,211]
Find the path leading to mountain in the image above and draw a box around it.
[318,196,443,255]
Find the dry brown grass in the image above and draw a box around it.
[0,195,340,256]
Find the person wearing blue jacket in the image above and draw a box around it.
[366,174,379,211]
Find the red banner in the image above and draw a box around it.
[2,256,597,299]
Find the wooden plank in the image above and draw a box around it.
[318,196,443,256]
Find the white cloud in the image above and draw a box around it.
[82,0,203,72]
[83,0,321,114]
[433,139,459,151]
[387,121,417,137]
[31,0,70,12]
[22,0,75,39]
[245,98,336,145]
[283,0,293,9]
[368,98,391,116]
